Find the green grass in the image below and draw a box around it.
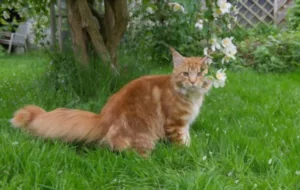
[1,54,300,189]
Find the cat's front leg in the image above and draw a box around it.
[182,126,191,146]
[165,125,191,147]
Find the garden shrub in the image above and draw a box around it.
[0,45,5,56]
[124,0,240,88]
[227,24,280,43]
[287,0,300,30]
[237,31,300,73]
[124,1,200,65]
[37,47,150,110]
[125,1,238,66]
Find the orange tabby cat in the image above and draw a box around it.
[11,48,212,156]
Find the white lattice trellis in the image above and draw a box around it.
[236,0,294,27]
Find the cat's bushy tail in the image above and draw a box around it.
[10,105,105,143]
[10,105,46,128]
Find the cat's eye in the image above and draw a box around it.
[183,72,189,76]
[197,72,202,77]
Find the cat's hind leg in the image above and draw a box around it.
[105,128,155,157]
[131,135,156,157]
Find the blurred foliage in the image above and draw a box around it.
[236,30,300,73]
[287,0,300,30]
[124,0,238,67]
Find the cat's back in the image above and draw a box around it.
[116,74,171,96]
[100,74,171,114]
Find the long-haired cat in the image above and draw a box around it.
[11,48,212,156]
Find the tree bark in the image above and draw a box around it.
[66,0,89,65]
[66,0,129,69]
[57,0,63,52]
[77,0,110,63]
[103,0,129,67]
[50,2,56,49]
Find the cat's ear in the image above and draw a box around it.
[199,57,209,74]
[170,47,185,68]
[199,57,209,68]
[201,57,208,64]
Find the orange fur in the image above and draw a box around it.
[11,48,212,156]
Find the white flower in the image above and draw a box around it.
[221,56,231,64]
[205,57,213,65]
[210,37,221,52]
[195,19,203,30]
[168,2,185,13]
[145,20,155,27]
[221,38,237,64]
[223,45,237,57]
[213,69,227,88]
[268,158,272,165]
[221,37,234,48]
[3,11,10,19]
[217,0,232,14]
[296,171,300,175]
[195,23,203,30]
[216,68,227,81]
[203,47,213,65]
[146,7,154,14]
[202,155,207,160]
[12,142,19,146]
[227,23,232,29]
[222,44,237,62]
[213,8,223,18]
[203,47,208,56]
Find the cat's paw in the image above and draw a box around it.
[182,131,191,147]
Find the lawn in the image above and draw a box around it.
[0,54,300,189]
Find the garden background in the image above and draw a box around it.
[0,0,300,189]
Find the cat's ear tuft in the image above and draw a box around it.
[170,47,185,68]
[201,57,208,63]
[199,57,209,67]
[199,57,209,74]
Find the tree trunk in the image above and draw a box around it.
[103,0,129,68]
[66,0,89,65]
[57,0,63,52]
[77,0,110,63]
[65,0,129,70]
[50,2,56,49]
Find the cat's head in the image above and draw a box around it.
[170,48,211,94]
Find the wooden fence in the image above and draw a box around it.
[236,0,294,27]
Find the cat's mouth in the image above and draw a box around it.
[188,85,200,91]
